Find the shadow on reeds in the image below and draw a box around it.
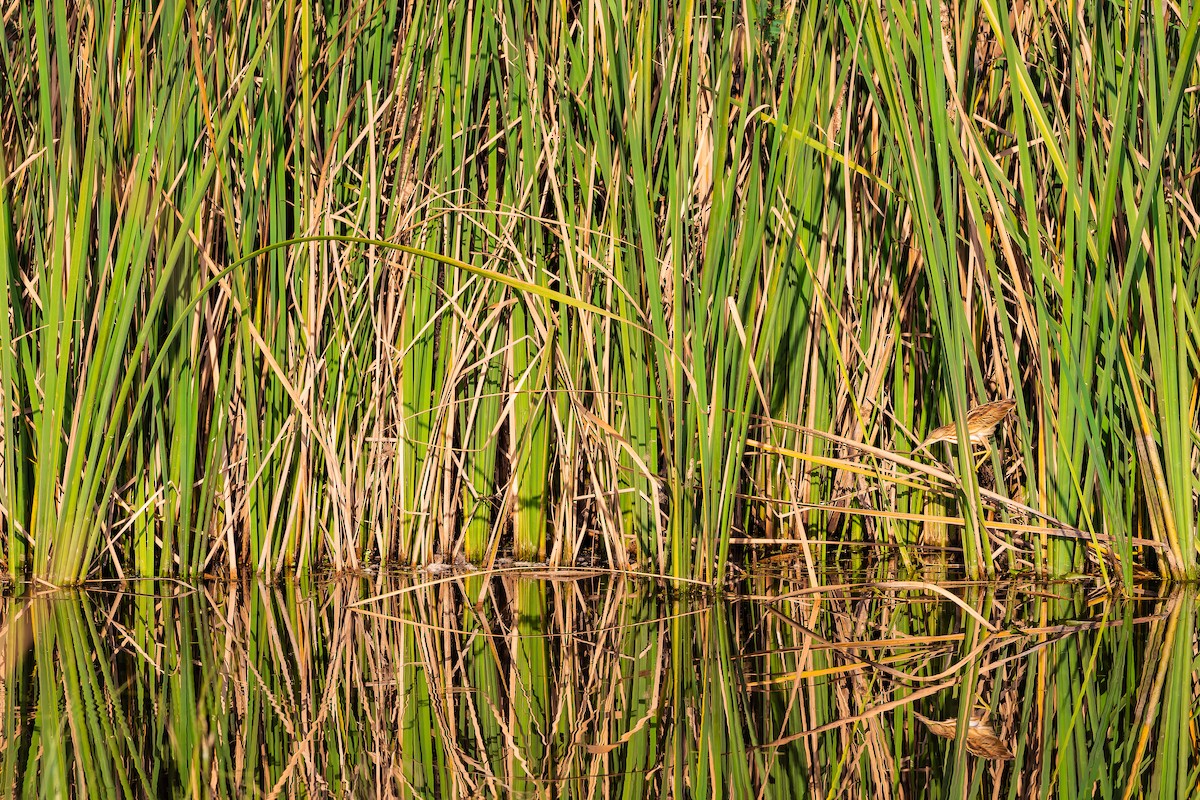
[0,573,1194,797]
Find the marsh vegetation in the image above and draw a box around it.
[1,0,1199,795]
[1,0,1198,586]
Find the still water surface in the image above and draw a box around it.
[0,571,1193,797]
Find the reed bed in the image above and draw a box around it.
[0,0,1197,585]
[0,573,1192,797]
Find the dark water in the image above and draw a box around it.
[0,572,1193,798]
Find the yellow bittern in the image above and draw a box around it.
[915,399,1016,454]
[913,709,1014,760]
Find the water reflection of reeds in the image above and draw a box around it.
[0,576,1193,797]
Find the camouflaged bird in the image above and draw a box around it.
[917,399,1016,452]
[913,709,1014,760]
